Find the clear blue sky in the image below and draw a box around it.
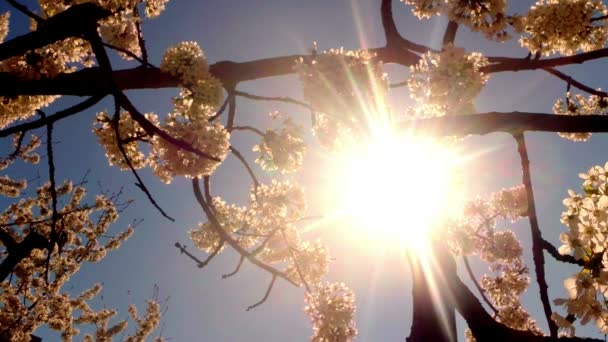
[2,0,608,340]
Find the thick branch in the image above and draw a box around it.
[0,3,110,62]
[442,21,459,46]
[401,112,608,136]
[381,0,400,46]
[0,231,48,282]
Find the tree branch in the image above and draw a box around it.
[400,112,608,136]
[514,132,557,337]
[543,68,608,98]
[234,90,313,111]
[192,178,298,287]
[442,21,459,47]
[0,231,48,282]
[463,256,498,315]
[174,242,223,269]
[246,275,276,311]
[541,238,585,267]
[0,95,105,139]
[0,3,110,62]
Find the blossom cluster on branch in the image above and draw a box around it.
[553,162,608,336]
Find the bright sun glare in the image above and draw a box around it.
[331,129,461,250]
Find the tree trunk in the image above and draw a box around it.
[407,239,457,342]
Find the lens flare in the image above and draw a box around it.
[329,129,461,251]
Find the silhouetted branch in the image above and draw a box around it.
[442,21,459,46]
[541,238,585,267]
[463,256,498,315]
[543,67,608,98]
[6,0,43,23]
[400,112,608,136]
[514,132,557,337]
[192,178,298,286]
[229,146,260,187]
[222,256,245,279]
[208,95,231,122]
[0,3,109,62]
[246,275,276,311]
[234,90,314,111]
[231,126,265,137]
[0,95,105,139]
[112,100,175,222]
[174,242,223,269]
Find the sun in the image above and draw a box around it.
[329,128,461,250]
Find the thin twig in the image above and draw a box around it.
[514,132,557,337]
[133,7,149,64]
[0,95,105,139]
[102,41,153,67]
[462,256,498,315]
[192,178,298,286]
[543,67,608,98]
[111,101,175,222]
[231,125,265,136]
[246,275,276,311]
[282,230,311,293]
[541,238,585,267]
[229,146,260,187]
[174,242,223,269]
[226,87,237,130]
[6,0,44,23]
[41,110,58,282]
[209,95,231,122]
[222,256,245,279]
[234,90,314,111]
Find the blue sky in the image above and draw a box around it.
[3,0,608,340]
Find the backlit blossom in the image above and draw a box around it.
[407,45,489,117]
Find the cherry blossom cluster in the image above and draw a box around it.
[0,133,40,197]
[0,180,162,341]
[553,162,608,336]
[150,116,229,183]
[0,13,59,129]
[150,41,229,183]
[189,180,331,285]
[253,117,307,173]
[520,0,608,56]
[448,185,542,335]
[93,111,156,170]
[94,41,230,183]
[401,0,521,41]
[295,47,388,149]
[407,45,489,118]
[553,91,608,141]
[304,282,357,342]
[40,0,169,60]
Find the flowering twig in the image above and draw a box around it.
[192,178,298,287]
[111,100,175,222]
